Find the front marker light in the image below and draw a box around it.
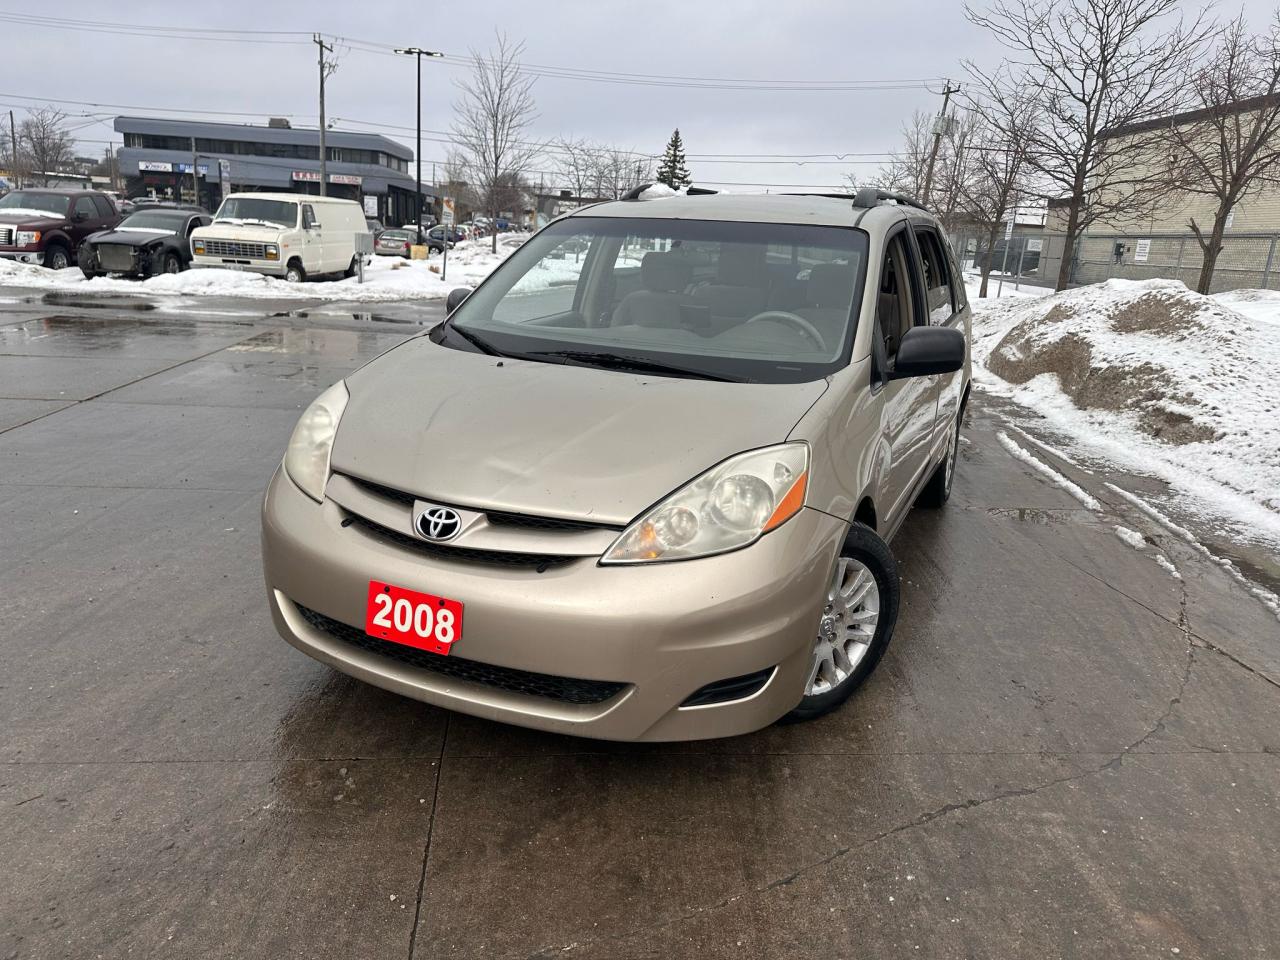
[284,381,349,502]
[601,442,809,564]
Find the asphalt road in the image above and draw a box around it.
[2,293,1278,960]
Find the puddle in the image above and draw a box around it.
[351,312,426,325]
[41,292,157,311]
[986,507,1075,525]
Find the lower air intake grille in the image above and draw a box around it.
[680,667,775,707]
[296,604,628,705]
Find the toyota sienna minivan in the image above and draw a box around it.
[261,188,971,741]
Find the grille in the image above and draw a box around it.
[98,244,137,272]
[346,513,576,570]
[0,226,13,246]
[680,667,775,707]
[206,239,267,259]
[296,604,628,705]
[342,474,620,533]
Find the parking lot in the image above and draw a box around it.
[2,293,1278,960]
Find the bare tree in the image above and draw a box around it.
[591,146,643,199]
[552,137,598,202]
[859,111,933,198]
[450,32,539,252]
[19,107,73,186]
[961,71,1041,297]
[966,0,1215,290]
[1157,14,1280,293]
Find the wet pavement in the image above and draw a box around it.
[1,296,1278,960]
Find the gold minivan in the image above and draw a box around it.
[261,188,970,741]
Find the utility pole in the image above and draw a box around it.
[315,34,334,196]
[394,46,443,243]
[8,110,19,189]
[191,136,199,206]
[921,80,961,207]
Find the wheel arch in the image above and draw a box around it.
[853,496,878,532]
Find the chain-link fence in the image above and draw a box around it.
[948,226,1280,294]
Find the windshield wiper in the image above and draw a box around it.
[447,324,501,356]
[531,350,740,382]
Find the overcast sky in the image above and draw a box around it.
[5,0,1279,190]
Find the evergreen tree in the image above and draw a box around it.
[654,129,691,189]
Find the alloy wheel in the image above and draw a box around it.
[806,557,881,696]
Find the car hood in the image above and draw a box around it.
[194,222,288,240]
[332,337,827,526]
[87,228,174,247]
[0,212,66,229]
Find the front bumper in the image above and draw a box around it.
[190,254,283,276]
[261,467,846,741]
[0,250,44,265]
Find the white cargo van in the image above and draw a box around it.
[190,192,370,282]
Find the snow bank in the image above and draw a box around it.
[0,239,515,302]
[970,278,1280,542]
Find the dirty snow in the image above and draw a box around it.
[1114,526,1147,550]
[0,238,515,302]
[970,278,1280,547]
[995,431,1102,510]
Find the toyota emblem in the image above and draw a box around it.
[416,505,463,542]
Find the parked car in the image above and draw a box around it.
[0,188,122,269]
[190,192,370,282]
[428,225,462,246]
[374,228,418,258]
[78,205,211,279]
[261,188,971,741]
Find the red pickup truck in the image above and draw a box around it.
[0,188,121,269]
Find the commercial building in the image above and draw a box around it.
[113,116,429,223]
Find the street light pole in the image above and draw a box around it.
[394,46,443,244]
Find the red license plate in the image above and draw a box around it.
[365,580,464,656]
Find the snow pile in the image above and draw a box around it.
[971,278,1280,537]
[0,239,515,302]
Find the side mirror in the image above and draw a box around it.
[446,287,473,314]
[889,326,965,380]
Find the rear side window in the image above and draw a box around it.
[73,195,97,219]
[914,227,958,325]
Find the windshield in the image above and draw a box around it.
[118,211,188,231]
[444,216,868,383]
[0,191,70,217]
[215,197,297,228]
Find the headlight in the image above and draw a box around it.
[264,243,280,261]
[16,230,40,246]
[192,239,206,255]
[284,381,349,502]
[601,442,809,564]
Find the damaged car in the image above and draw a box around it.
[77,205,211,279]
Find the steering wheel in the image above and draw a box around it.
[744,310,828,352]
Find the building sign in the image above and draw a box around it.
[174,162,209,175]
[291,170,362,186]
[218,159,231,197]
[442,197,456,225]
[363,195,378,217]
[139,160,172,172]
[1027,238,1043,253]
[1134,238,1152,263]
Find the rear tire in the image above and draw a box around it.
[782,522,900,723]
[285,260,306,283]
[919,409,962,508]
[45,244,70,270]
[343,257,358,278]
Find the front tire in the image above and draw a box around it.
[45,244,71,270]
[783,522,900,723]
[284,260,306,283]
[161,252,181,275]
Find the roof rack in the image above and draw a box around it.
[851,187,929,212]
[620,182,719,201]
